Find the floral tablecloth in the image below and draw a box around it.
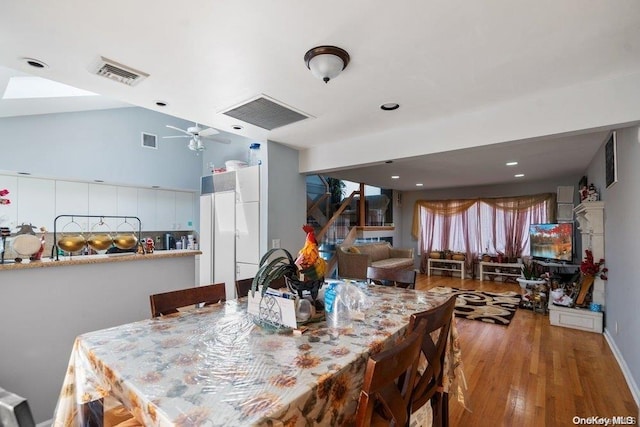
[52,283,465,426]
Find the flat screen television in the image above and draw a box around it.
[529,223,574,262]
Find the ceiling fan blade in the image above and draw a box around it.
[166,125,191,135]
[162,135,190,139]
[198,127,219,137]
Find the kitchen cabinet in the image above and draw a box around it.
[0,174,18,230]
[175,191,194,230]
[56,181,89,231]
[19,177,56,232]
[116,187,139,232]
[137,189,156,231]
[88,184,118,230]
[1,173,195,234]
[156,190,175,231]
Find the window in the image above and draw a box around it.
[415,194,552,260]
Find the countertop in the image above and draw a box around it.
[0,249,201,271]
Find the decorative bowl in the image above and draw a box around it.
[57,234,86,252]
[87,233,113,251]
[113,233,138,250]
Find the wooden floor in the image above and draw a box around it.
[415,273,638,427]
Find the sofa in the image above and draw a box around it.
[336,242,415,280]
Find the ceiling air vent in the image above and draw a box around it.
[93,56,149,86]
[222,95,311,130]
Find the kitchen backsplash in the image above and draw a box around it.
[1,231,197,262]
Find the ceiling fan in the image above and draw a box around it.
[163,123,230,153]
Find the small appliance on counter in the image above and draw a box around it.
[163,233,176,250]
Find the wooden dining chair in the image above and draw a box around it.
[235,278,253,298]
[149,283,226,317]
[408,295,457,427]
[355,321,426,427]
[367,266,417,289]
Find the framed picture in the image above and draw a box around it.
[605,131,617,188]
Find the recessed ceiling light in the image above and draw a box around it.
[380,103,400,111]
[232,124,243,130]
[152,185,160,188]
[416,183,423,187]
[23,57,48,69]
[154,100,168,107]
[94,179,104,183]
[391,175,400,179]
[17,172,31,175]
[506,161,518,166]
[385,160,393,164]
[514,174,525,178]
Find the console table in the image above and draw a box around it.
[534,260,580,273]
[479,261,523,282]
[427,258,465,279]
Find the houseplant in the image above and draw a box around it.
[517,260,546,291]
[575,249,607,306]
[251,248,299,297]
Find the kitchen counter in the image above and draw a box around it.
[0,249,201,271]
[0,249,201,422]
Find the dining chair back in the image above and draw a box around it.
[367,266,417,289]
[355,321,426,427]
[149,283,226,317]
[235,278,253,298]
[408,295,457,427]
[0,386,35,427]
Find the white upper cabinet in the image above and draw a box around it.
[88,184,118,231]
[0,174,196,233]
[116,186,139,231]
[175,191,194,230]
[56,181,89,231]
[156,190,176,231]
[0,175,18,231]
[137,189,156,231]
[236,166,260,203]
[17,177,56,232]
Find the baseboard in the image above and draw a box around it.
[37,419,52,427]
[604,328,640,409]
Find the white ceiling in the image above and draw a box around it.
[1,1,639,191]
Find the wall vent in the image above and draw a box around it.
[94,56,149,86]
[141,132,157,149]
[221,95,312,130]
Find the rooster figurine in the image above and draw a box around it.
[295,224,326,280]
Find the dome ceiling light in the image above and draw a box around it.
[304,46,350,83]
[380,103,400,111]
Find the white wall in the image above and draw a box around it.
[0,108,203,190]
[585,126,640,403]
[266,141,306,255]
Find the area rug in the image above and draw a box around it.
[426,287,522,326]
